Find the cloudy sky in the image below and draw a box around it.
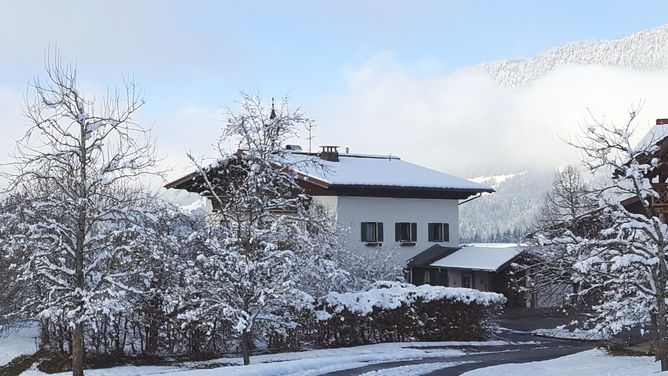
[2,1,668,185]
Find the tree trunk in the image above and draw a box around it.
[656,243,668,371]
[145,297,161,355]
[241,330,251,365]
[656,303,668,370]
[72,323,85,376]
[72,117,88,376]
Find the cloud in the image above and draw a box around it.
[0,87,26,162]
[0,1,240,76]
[310,54,668,176]
[152,104,224,183]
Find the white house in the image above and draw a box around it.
[166,145,525,293]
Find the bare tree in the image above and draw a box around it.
[518,165,598,308]
[1,54,158,375]
[537,165,597,229]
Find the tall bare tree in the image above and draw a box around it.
[537,165,597,229]
[518,165,598,308]
[1,55,157,375]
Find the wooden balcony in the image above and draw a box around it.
[652,183,668,209]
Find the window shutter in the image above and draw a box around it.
[428,223,435,241]
[411,223,417,241]
[361,223,366,242]
[395,223,400,241]
[377,222,384,242]
[444,223,450,242]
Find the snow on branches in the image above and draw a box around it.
[533,109,668,370]
[0,54,159,376]
[179,94,351,365]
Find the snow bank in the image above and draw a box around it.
[461,349,660,375]
[532,327,610,341]
[318,281,506,316]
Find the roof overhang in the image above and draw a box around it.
[426,244,525,273]
[166,169,493,201]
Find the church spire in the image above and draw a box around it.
[269,97,276,120]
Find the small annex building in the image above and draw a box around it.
[407,243,525,294]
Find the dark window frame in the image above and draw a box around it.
[361,222,384,243]
[462,272,474,289]
[395,222,417,243]
[428,223,450,242]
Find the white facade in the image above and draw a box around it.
[313,195,459,264]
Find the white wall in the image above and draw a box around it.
[334,196,460,264]
[205,194,460,267]
[313,196,338,218]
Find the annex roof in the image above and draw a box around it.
[429,243,525,272]
[406,244,461,268]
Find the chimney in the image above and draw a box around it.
[319,145,339,162]
[658,119,668,126]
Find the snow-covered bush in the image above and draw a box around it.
[312,282,505,347]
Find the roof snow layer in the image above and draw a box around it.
[287,152,493,191]
[637,124,668,152]
[430,243,524,272]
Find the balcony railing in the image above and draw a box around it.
[652,183,668,208]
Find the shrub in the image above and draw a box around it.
[312,281,506,347]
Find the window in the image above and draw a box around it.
[423,270,431,285]
[395,222,417,243]
[462,273,473,289]
[361,222,383,243]
[428,223,450,242]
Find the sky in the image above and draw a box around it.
[1,1,668,188]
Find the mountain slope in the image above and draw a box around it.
[459,169,555,242]
[469,24,668,87]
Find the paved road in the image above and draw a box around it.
[322,324,594,376]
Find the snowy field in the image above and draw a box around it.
[7,328,660,376]
[462,349,662,376]
[0,325,39,366]
[11,340,527,376]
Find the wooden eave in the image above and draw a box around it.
[303,182,494,200]
[164,171,200,191]
[166,163,493,201]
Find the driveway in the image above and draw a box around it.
[322,311,595,376]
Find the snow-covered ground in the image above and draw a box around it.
[533,327,609,341]
[15,340,527,376]
[357,361,473,376]
[462,349,661,376]
[0,325,39,366]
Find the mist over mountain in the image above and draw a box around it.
[456,24,668,241]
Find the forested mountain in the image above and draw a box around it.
[459,169,555,242]
[469,24,668,87]
[458,24,668,241]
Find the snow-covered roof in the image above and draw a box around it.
[429,243,525,272]
[636,124,668,151]
[286,152,493,191]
